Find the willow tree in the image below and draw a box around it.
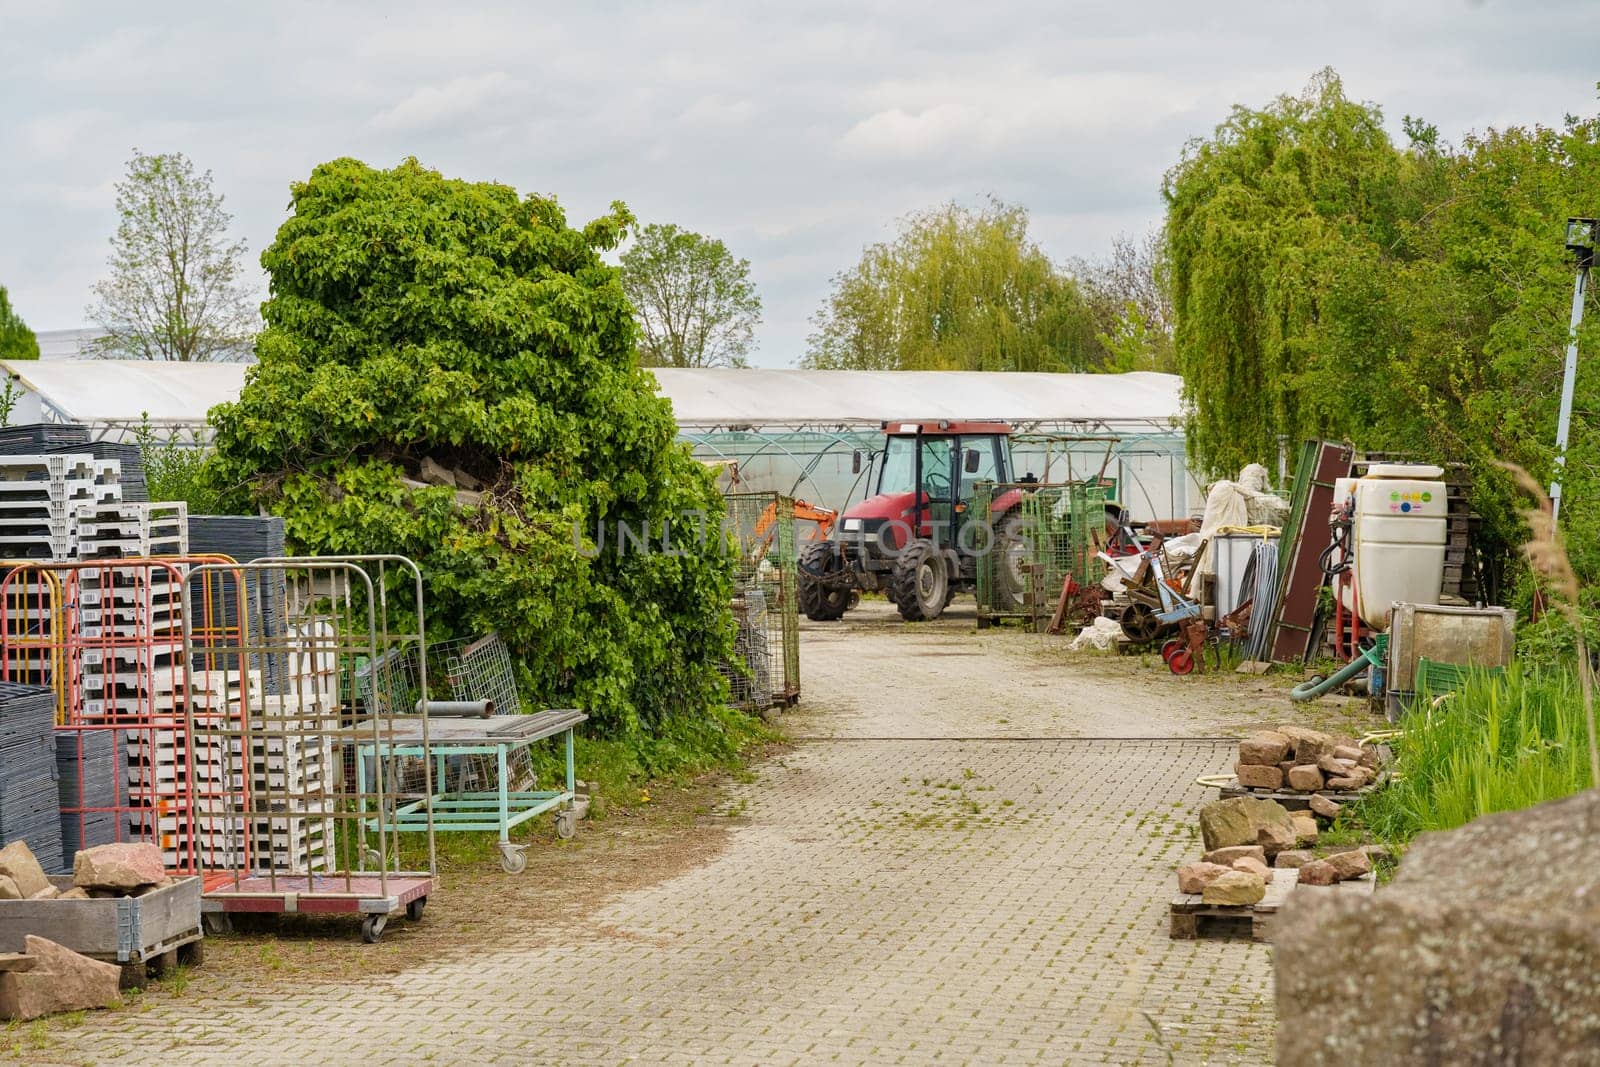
[206,158,739,750]
[1163,70,1409,476]
[803,199,1102,371]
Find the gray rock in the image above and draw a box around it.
[1275,789,1600,1064]
[1199,796,1297,854]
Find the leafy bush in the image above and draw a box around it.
[1357,665,1594,845]
[135,419,230,514]
[205,158,739,748]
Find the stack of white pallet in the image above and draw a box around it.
[0,454,121,562]
[123,667,251,869]
[246,632,341,874]
[247,696,335,874]
[73,501,187,560]
[0,456,122,688]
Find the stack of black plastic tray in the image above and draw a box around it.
[0,682,63,872]
[54,728,127,860]
[186,515,289,687]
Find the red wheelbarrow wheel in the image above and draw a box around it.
[1167,647,1196,675]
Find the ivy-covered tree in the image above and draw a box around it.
[0,286,40,361]
[206,158,738,748]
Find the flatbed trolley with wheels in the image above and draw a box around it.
[354,709,586,873]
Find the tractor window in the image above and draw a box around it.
[920,437,953,500]
[878,436,917,494]
[957,437,999,499]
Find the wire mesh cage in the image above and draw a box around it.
[719,589,773,711]
[973,481,1109,630]
[721,492,800,707]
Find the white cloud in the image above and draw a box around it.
[0,1,1597,359]
[370,71,526,133]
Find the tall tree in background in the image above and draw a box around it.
[88,150,257,361]
[1164,70,1407,475]
[620,223,761,368]
[0,287,40,361]
[803,199,1102,372]
[1072,230,1174,372]
[1165,67,1600,584]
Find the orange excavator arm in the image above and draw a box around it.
[750,499,838,562]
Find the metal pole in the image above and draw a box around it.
[1550,263,1590,523]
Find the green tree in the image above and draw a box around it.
[0,287,40,361]
[620,223,762,367]
[1163,69,1410,476]
[803,199,1103,371]
[88,150,257,361]
[1073,230,1175,372]
[1165,68,1600,588]
[206,158,740,748]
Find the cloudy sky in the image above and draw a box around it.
[1,1,1596,366]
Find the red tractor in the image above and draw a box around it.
[798,421,1035,622]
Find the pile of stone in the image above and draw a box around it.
[1176,796,1320,905]
[1177,795,1377,904]
[0,840,173,900]
[1234,726,1381,794]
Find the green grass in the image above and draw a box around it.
[1354,663,1594,847]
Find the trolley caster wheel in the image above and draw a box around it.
[554,810,577,840]
[361,914,388,944]
[498,845,528,874]
[406,896,427,922]
[363,848,383,869]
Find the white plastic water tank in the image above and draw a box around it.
[1343,464,1447,629]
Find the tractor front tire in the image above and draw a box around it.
[892,540,949,622]
[798,542,851,621]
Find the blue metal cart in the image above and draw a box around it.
[355,708,586,873]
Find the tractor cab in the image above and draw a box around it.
[798,421,1020,623]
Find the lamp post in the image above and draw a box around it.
[1551,217,1596,523]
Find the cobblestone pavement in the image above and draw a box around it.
[52,600,1276,1066]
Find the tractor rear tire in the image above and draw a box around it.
[798,542,851,621]
[891,540,949,622]
[993,510,1028,611]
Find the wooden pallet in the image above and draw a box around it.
[1170,868,1376,942]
